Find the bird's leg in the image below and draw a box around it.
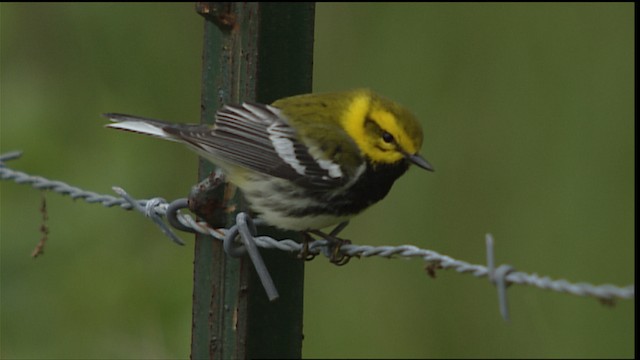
[308,221,353,266]
[297,232,317,261]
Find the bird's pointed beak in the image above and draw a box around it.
[406,153,434,172]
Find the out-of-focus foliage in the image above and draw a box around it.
[1,3,633,358]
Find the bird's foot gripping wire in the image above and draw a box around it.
[305,221,354,266]
[298,232,318,261]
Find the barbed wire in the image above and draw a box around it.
[1,151,634,320]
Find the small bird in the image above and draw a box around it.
[105,89,433,234]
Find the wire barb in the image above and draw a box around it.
[1,151,634,316]
[225,213,279,301]
[486,234,514,321]
[0,150,24,164]
[113,187,185,246]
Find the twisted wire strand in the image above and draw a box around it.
[1,151,634,304]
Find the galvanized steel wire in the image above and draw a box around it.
[1,150,634,319]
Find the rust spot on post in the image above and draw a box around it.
[196,2,236,32]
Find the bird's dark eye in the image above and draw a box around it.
[382,131,394,143]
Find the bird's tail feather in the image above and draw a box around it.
[104,113,190,141]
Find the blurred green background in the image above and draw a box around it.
[1,3,634,358]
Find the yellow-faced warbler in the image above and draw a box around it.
[105,89,433,232]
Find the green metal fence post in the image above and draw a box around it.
[191,3,314,359]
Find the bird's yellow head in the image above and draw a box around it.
[342,89,433,171]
